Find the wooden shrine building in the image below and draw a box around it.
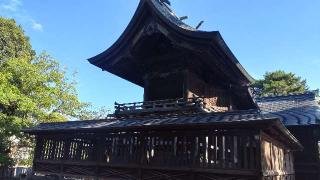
[256,91,320,180]
[23,0,320,180]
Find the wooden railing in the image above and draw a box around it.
[32,130,297,179]
[34,129,260,172]
[114,97,228,116]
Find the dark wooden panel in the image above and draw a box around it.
[32,127,296,179]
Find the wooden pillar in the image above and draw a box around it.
[95,135,104,180]
[143,74,150,101]
[191,171,196,180]
[138,168,143,180]
[256,131,262,172]
[32,135,43,174]
[139,131,146,180]
[183,69,189,100]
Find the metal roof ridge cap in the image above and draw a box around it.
[256,90,318,100]
[147,0,220,38]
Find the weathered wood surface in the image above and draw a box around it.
[287,126,320,180]
[260,132,295,179]
[33,129,259,179]
[35,130,259,169]
[31,127,297,179]
[114,97,228,117]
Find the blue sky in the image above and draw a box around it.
[0,0,319,110]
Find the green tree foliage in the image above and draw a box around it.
[252,70,308,96]
[0,18,35,61]
[0,17,92,166]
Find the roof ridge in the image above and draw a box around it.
[33,109,261,127]
[148,0,197,31]
[255,90,318,100]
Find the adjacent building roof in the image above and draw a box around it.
[256,91,320,126]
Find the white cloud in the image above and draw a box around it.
[0,0,44,32]
[1,0,22,12]
[31,20,43,31]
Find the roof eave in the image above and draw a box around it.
[88,0,253,85]
[23,117,276,135]
[272,120,304,151]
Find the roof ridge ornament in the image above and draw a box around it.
[179,16,188,21]
[196,21,204,30]
[160,0,171,6]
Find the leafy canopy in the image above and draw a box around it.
[0,18,35,61]
[0,17,93,166]
[252,70,308,96]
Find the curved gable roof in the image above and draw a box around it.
[88,0,254,86]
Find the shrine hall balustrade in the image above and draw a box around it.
[33,129,260,173]
[114,97,229,117]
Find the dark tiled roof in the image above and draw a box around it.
[150,0,197,31]
[256,91,320,126]
[23,92,320,133]
[23,110,274,133]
